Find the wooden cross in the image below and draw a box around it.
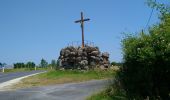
[75,12,90,48]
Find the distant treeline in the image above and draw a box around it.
[13,59,59,69]
[14,62,35,69]
[0,63,6,68]
[111,61,123,67]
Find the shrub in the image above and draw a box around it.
[118,9,170,100]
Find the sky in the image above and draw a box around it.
[0,0,166,65]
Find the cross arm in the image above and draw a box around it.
[83,18,90,21]
[75,20,82,23]
[75,18,90,23]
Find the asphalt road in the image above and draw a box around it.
[0,70,45,83]
[0,80,110,100]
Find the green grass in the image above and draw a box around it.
[10,69,116,89]
[3,68,48,73]
[38,70,115,80]
[87,90,127,100]
[87,84,127,100]
[87,92,113,100]
[3,68,35,73]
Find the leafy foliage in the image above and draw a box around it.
[14,62,36,69]
[118,2,170,99]
[111,61,123,67]
[40,58,48,68]
[51,59,58,69]
[14,63,25,69]
[0,62,6,68]
[26,62,36,68]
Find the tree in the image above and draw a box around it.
[51,59,58,69]
[111,61,116,66]
[0,63,6,67]
[2,63,6,67]
[40,59,48,68]
[26,62,36,68]
[0,63,2,68]
[14,63,25,69]
[117,2,170,99]
[111,61,122,66]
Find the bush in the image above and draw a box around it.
[118,11,170,99]
[111,62,123,67]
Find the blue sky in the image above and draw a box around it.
[0,0,165,65]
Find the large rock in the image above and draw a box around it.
[80,60,88,66]
[58,45,110,69]
[64,50,71,57]
[102,52,109,58]
[91,51,100,55]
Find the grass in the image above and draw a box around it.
[3,68,35,73]
[9,69,116,89]
[85,67,127,100]
[86,87,127,100]
[2,68,46,73]
[87,91,113,100]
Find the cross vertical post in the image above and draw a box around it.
[75,12,90,48]
[81,12,84,48]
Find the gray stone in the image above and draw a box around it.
[102,52,109,58]
[77,50,83,56]
[90,56,96,59]
[82,52,87,56]
[91,51,99,55]
[65,50,71,56]
[70,52,76,55]
[80,60,88,66]
[60,49,65,55]
[76,57,82,61]
[58,45,110,70]
[100,65,105,70]
[84,66,89,70]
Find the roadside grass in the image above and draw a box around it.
[2,68,48,73]
[3,68,35,73]
[87,91,113,100]
[10,69,116,89]
[86,85,127,100]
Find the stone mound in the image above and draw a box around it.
[58,45,110,69]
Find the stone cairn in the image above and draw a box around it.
[58,45,110,70]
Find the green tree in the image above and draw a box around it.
[0,63,6,67]
[111,61,116,66]
[0,63,2,68]
[40,59,48,68]
[14,63,25,69]
[118,2,170,99]
[51,59,56,69]
[26,62,36,68]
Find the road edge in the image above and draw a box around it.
[0,71,46,90]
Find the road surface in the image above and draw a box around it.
[0,70,45,83]
[0,80,110,100]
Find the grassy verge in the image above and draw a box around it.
[10,69,115,89]
[87,81,127,100]
[3,68,35,73]
[87,91,113,100]
[3,68,46,73]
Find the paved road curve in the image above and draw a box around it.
[0,70,45,83]
[0,80,110,100]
